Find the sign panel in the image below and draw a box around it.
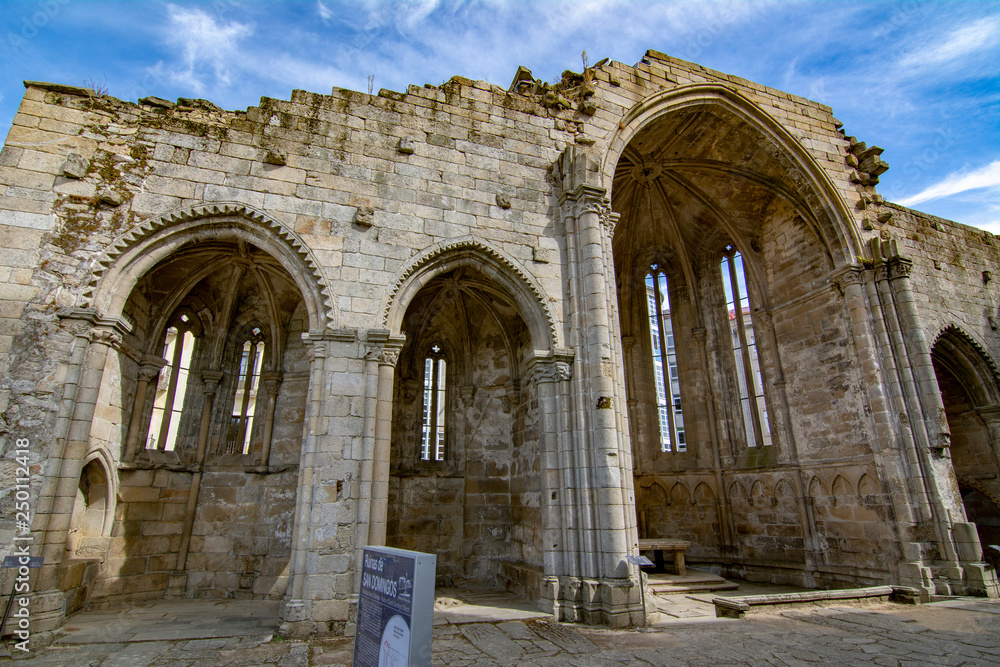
[353,546,436,667]
[626,555,655,567]
[1,556,43,569]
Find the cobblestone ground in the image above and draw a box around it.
[4,599,1000,665]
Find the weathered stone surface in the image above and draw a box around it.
[60,152,88,178]
[0,48,997,641]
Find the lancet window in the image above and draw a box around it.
[420,344,447,462]
[646,265,685,452]
[227,326,265,455]
[146,310,198,451]
[720,247,771,447]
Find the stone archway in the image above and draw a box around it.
[606,86,862,583]
[383,244,554,600]
[932,326,1000,556]
[41,205,331,615]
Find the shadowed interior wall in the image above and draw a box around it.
[386,267,540,593]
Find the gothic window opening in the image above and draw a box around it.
[147,311,197,451]
[720,247,771,447]
[646,265,685,452]
[227,326,265,455]
[421,344,447,462]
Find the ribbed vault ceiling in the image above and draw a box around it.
[611,105,820,270]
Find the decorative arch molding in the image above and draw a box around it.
[86,203,336,332]
[807,475,828,498]
[957,476,1000,514]
[602,83,862,266]
[668,481,692,505]
[382,236,559,351]
[693,481,717,501]
[932,324,1000,407]
[773,478,795,499]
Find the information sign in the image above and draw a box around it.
[1,557,42,569]
[626,555,654,567]
[353,546,436,667]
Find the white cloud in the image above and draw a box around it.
[897,161,1000,207]
[317,1,333,23]
[161,4,253,93]
[898,16,1000,69]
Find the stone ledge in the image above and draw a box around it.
[712,585,918,618]
[23,81,95,98]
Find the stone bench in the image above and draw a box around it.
[637,538,690,576]
[712,585,921,618]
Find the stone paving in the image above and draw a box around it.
[4,591,1000,665]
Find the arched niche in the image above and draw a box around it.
[384,248,546,598]
[66,456,114,558]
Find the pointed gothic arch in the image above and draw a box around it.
[383,236,559,352]
[932,325,1000,408]
[88,202,335,332]
[601,83,862,267]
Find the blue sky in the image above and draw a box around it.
[1,0,998,231]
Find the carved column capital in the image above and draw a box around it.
[260,371,284,396]
[378,349,400,367]
[831,266,866,295]
[201,370,224,395]
[525,359,573,384]
[138,355,168,382]
[887,257,913,280]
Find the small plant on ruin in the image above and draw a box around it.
[84,75,110,97]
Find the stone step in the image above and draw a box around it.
[650,581,741,594]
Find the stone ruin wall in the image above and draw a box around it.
[0,47,996,616]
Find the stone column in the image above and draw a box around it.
[256,371,284,468]
[282,334,327,631]
[33,308,129,632]
[529,355,574,617]
[368,337,403,546]
[558,146,638,626]
[691,327,732,547]
[882,248,960,569]
[171,370,223,591]
[122,355,168,462]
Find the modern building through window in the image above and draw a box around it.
[720,248,771,447]
[421,344,447,461]
[147,313,196,452]
[646,265,685,452]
